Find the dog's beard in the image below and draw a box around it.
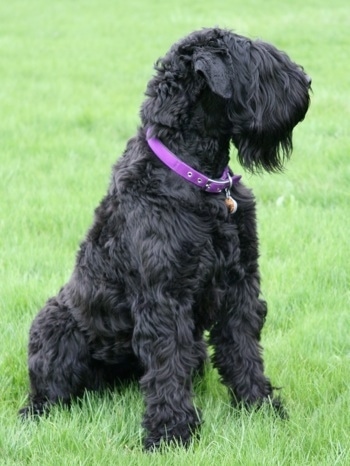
[233,127,293,174]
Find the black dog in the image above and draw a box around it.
[20,28,311,449]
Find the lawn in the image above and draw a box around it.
[0,0,349,464]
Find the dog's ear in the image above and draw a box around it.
[194,51,232,99]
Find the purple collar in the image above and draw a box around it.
[146,129,241,193]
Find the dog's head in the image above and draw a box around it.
[141,28,311,173]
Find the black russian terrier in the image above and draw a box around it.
[20,28,311,449]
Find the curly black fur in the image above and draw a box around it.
[20,28,310,449]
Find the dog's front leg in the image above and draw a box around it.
[210,275,286,417]
[210,282,273,403]
[209,196,285,416]
[132,299,201,450]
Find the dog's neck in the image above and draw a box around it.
[146,128,241,193]
[147,126,233,176]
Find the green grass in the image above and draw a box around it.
[1,0,349,464]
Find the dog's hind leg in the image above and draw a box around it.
[19,297,99,417]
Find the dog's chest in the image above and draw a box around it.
[190,215,242,327]
[195,200,241,275]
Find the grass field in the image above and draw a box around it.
[1,0,349,464]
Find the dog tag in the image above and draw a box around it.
[225,189,238,214]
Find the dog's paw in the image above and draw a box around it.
[143,410,202,451]
[18,399,50,419]
[144,426,192,451]
[18,405,38,419]
[232,394,288,420]
[269,396,289,420]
